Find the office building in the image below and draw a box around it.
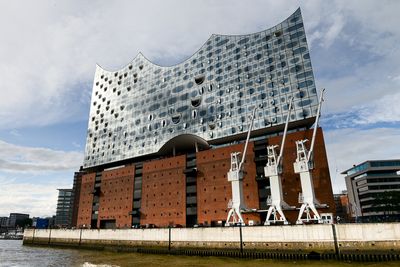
[0,217,8,227]
[55,189,73,227]
[343,160,400,222]
[8,213,29,228]
[333,191,351,223]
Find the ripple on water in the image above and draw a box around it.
[1,240,399,267]
[81,263,120,267]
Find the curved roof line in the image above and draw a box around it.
[96,8,301,72]
[157,133,210,155]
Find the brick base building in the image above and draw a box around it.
[75,127,335,228]
[75,10,335,228]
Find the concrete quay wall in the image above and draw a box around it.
[23,223,400,260]
[335,223,400,253]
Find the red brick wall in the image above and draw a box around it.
[267,127,335,223]
[141,155,186,227]
[97,165,135,228]
[77,128,334,227]
[196,142,260,225]
[71,171,82,227]
[76,173,95,227]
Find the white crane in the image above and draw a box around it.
[293,89,326,224]
[264,97,294,225]
[225,107,257,226]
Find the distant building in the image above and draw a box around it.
[55,189,73,227]
[71,170,85,227]
[32,217,48,229]
[333,190,350,223]
[0,217,8,227]
[8,213,29,228]
[343,160,400,222]
[31,217,38,227]
[48,215,56,228]
[32,216,56,229]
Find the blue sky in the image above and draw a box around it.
[1,0,400,217]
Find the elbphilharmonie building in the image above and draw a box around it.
[75,8,335,229]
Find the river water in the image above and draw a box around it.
[0,240,397,267]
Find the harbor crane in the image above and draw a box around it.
[225,107,257,226]
[293,89,326,224]
[264,97,294,225]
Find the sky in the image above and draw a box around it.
[0,0,399,217]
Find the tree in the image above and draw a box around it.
[18,218,32,228]
[372,191,400,216]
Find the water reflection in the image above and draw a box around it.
[0,240,397,267]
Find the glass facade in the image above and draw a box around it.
[346,162,370,176]
[346,160,400,176]
[84,8,319,168]
[370,161,400,168]
[55,189,73,227]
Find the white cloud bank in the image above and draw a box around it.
[0,139,81,217]
[0,140,83,173]
[0,0,292,129]
[357,92,400,125]
[0,176,69,217]
[0,0,400,129]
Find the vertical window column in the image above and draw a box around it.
[131,163,143,227]
[91,171,102,228]
[253,139,270,223]
[185,152,198,227]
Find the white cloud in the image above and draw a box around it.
[322,13,346,48]
[321,90,400,128]
[324,127,400,193]
[0,0,297,129]
[3,0,399,129]
[9,129,21,137]
[303,0,400,118]
[0,140,83,173]
[0,176,69,217]
[357,92,400,124]
[0,139,80,217]
[72,141,81,149]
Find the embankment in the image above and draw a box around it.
[23,223,400,261]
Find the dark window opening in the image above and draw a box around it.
[191,97,202,107]
[172,114,181,124]
[194,75,205,85]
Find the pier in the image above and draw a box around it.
[23,223,400,262]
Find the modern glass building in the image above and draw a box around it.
[76,8,335,228]
[84,8,318,169]
[8,213,29,228]
[55,189,73,227]
[343,160,400,221]
[0,217,9,227]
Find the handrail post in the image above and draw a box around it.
[168,226,171,251]
[239,224,243,254]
